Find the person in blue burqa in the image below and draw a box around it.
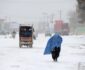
[44,33,63,61]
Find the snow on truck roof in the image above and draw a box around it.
[19,24,33,26]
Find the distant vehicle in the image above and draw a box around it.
[19,24,34,48]
[61,23,70,35]
[11,31,16,38]
[45,31,51,36]
[54,20,70,35]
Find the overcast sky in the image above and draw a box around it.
[0,0,77,23]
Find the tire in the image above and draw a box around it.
[29,44,32,48]
[19,43,22,48]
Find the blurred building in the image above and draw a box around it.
[9,21,19,33]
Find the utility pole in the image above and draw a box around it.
[50,14,54,34]
[59,10,62,20]
[42,12,49,34]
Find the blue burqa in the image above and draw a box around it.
[44,34,63,55]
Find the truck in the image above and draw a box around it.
[19,24,34,48]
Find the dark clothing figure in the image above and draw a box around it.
[51,47,61,61]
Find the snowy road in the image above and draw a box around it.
[0,34,85,70]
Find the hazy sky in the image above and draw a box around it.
[0,0,77,23]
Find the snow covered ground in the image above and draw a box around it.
[0,34,85,70]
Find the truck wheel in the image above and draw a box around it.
[19,43,22,48]
[29,44,32,48]
[27,45,29,48]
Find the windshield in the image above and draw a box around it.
[20,26,32,37]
